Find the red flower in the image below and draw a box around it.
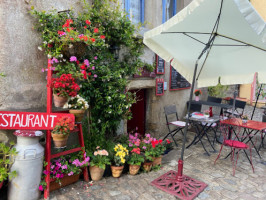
[94,28,99,33]
[76,60,80,65]
[159,139,163,144]
[100,35,105,39]
[166,139,171,144]
[66,28,71,32]
[85,20,91,25]
[90,38,95,42]
[84,26,87,29]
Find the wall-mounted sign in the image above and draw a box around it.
[156,78,164,96]
[0,111,74,130]
[156,55,165,74]
[170,66,191,90]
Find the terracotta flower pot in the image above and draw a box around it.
[89,166,105,181]
[53,94,68,108]
[129,165,140,175]
[50,173,80,192]
[51,133,69,148]
[69,109,85,122]
[143,161,153,172]
[152,155,163,166]
[111,165,124,178]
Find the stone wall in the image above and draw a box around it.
[0,0,84,142]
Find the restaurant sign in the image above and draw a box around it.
[0,111,74,130]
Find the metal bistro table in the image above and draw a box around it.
[186,114,220,156]
[221,118,266,164]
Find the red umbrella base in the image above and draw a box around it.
[151,170,207,200]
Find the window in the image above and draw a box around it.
[162,0,177,23]
[124,0,145,24]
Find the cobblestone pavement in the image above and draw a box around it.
[43,105,266,200]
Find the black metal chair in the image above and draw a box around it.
[225,99,246,117]
[207,96,222,104]
[187,101,202,113]
[163,105,186,147]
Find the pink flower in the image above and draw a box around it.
[70,56,77,62]
[43,170,49,175]
[39,185,44,191]
[61,165,68,169]
[94,74,97,78]
[94,56,97,60]
[84,59,90,66]
[142,146,147,150]
[56,174,60,178]
[41,68,45,72]
[92,66,95,70]
[68,171,74,176]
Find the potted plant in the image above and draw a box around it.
[127,147,144,175]
[194,89,202,101]
[203,110,210,118]
[111,144,128,178]
[150,139,166,166]
[64,95,89,122]
[163,139,174,154]
[52,74,80,107]
[39,152,90,191]
[0,142,17,189]
[141,133,154,172]
[51,116,75,148]
[241,115,249,123]
[89,147,110,181]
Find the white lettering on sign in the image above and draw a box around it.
[0,112,73,130]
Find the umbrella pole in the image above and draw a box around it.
[151,59,207,200]
[251,84,262,120]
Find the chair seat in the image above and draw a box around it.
[224,140,249,149]
[169,121,186,127]
[201,122,217,127]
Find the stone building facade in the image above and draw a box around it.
[2,0,260,141]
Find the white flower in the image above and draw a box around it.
[47,54,52,58]
[69,44,73,48]
[43,41,47,44]
[108,111,112,113]
[38,46,43,51]
[59,54,63,58]
[98,119,101,123]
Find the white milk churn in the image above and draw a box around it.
[8,130,44,200]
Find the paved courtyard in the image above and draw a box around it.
[45,131,266,200]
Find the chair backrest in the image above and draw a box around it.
[262,115,266,122]
[229,99,246,115]
[187,102,202,113]
[229,99,246,109]
[207,96,222,103]
[164,105,179,122]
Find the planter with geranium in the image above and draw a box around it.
[65,95,89,122]
[111,144,128,178]
[194,89,202,101]
[150,139,166,166]
[0,142,17,189]
[127,148,144,175]
[39,152,90,192]
[52,74,80,107]
[89,147,110,181]
[140,134,154,172]
[51,116,75,148]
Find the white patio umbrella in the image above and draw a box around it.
[144,0,266,199]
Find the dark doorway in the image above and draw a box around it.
[127,89,146,136]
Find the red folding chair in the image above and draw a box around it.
[214,118,254,176]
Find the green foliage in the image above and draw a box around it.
[0,142,18,182]
[90,148,111,170]
[208,83,229,98]
[127,153,144,166]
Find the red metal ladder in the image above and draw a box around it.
[44,60,89,199]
